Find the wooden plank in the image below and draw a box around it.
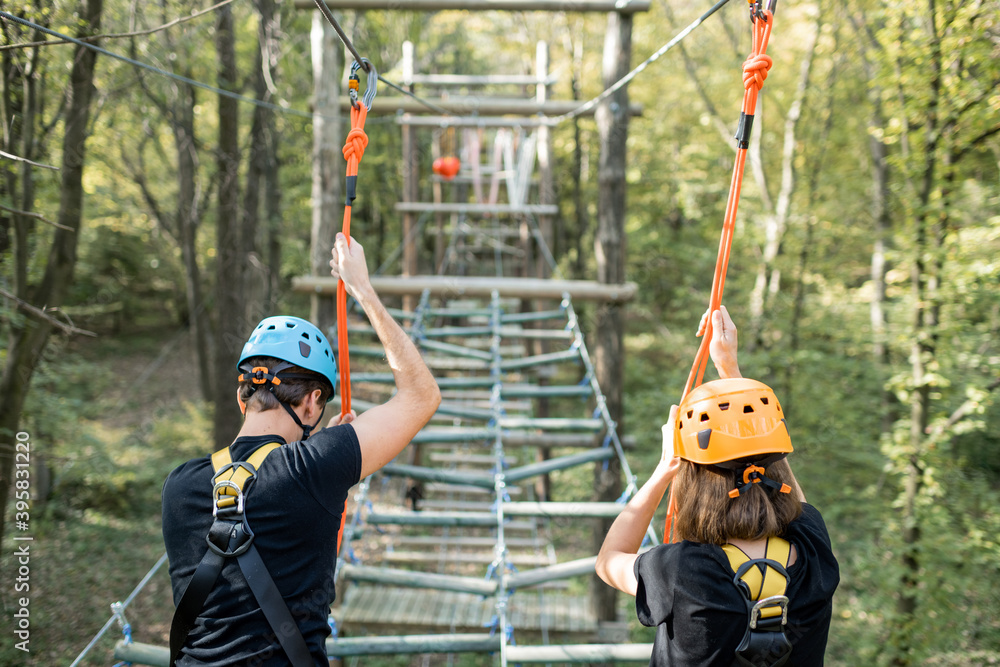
[423,482,521,496]
[294,0,651,12]
[402,115,551,128]
[428,452,517,465]
[503,501,623,518]
[503,557,596,589]
[359,583,387,623]
[498,417,604,432]
[366,511,496,526]
[408,74,558,86]
[399,586,423,626]
[412,427,493,443]
[405,501,499,514]
[327,633,502,656]
[504,448,615,483]
[294,274,637,302]
[393,535,540,548]
[418,338,494,361]
[396,202,558,215]
[339,96,644,117]
[340,564,497,595]
[505,644,653,662]
[379,463,494,488]
[113,642,168,667]
[385,551,551,566]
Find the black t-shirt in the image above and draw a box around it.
[634,503,839,667]
[162,426,363,666]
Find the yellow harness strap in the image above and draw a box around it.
[722,537,791,619]
[210,443,281,512]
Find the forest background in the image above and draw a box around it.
[1,0,998,665]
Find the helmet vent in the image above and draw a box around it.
[285,322,295,328]
[686,409,694,419]
[267,325,276,330]
[761,397,769,405]
[743,404,755,413]
[719,402,730,411]
[700,412,710,422]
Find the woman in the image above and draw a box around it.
[596,307,839,667]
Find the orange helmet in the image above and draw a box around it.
[674,378,792,465]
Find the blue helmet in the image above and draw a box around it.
[238,316,338,392]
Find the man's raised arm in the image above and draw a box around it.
[329,232,441,478]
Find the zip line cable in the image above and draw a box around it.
[0,0,236,52]
[548,0,733,125]
[0,9,448,125]
[3,0,735,129]
[311,0,455,116]
[312,0,368,68]
[0,10,329,123]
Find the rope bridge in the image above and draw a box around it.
[62,0,773,662]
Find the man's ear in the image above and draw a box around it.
[237,388,247,416]
[305,388,324,419]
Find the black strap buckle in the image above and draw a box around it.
[205,519,255,558]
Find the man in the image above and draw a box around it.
[162,232,441,665]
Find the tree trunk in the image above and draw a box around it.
[786,35,841,405]
[590,9,631,627]
[890,3,942,663]
[212,2,245,452]
[173,80,214,402]
[858,26,896,435]
[747,14,820,349]
[310,11,341,331]
[126,18,214,402]
[568,29,588,280]
[5,39,44,300]
[244,0,280,323]
[0,0,103,542]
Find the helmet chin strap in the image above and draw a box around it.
[238,361,332,440]
[276,400,326,440]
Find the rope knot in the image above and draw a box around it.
[342,126,369,164]
[742,53,772,92]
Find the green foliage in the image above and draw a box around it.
[3,0,998,665]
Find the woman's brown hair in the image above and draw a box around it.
[673,457,802,544]
[238,356,334,413]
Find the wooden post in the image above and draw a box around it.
[401,41,419,312]
[534,39,555,500]
[535,40,556,272]
[432,128,445,271]
[309,10,341,331]
[590,9,632,627]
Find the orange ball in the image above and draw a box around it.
[432,156,461,180]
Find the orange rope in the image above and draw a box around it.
[665,8,774,542]
[337,100,369,419]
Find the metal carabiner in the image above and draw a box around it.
[748,0,766,21]
[749,0,776,21]
[749,595,789,629]
[348,58,378,111]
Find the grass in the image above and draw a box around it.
[0,326,204,666]
[6,320,994,666]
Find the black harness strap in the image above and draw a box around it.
[168,548,224,662]
[723,537,793,667]
[168,444,313,667]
